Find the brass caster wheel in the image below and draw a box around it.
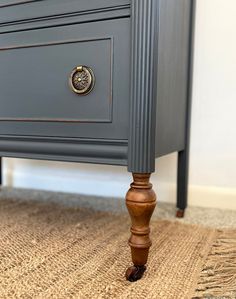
[176,209,185,218]
[125,265,146,282]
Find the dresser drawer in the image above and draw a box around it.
[0,18,130,139]
[0,30,112,122]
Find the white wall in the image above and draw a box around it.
[189,0,236,208]
[3,0,236,209]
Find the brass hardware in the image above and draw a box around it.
[69,66,95,95]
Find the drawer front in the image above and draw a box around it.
[0,18,130,139]
[0,36,112,122]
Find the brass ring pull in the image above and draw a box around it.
[69,66,95,95]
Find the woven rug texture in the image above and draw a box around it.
[0,197,236,299]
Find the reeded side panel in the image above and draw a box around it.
[128,0,159,173]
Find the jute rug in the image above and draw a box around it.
[0,197,236,299]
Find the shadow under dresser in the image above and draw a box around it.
[0,0,195,281]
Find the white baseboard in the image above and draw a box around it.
[3,168,130,199]
[3,168,236,211]
[153,182,236,211]
[189,185,236,210]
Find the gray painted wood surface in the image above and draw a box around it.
[0,0,130,34]
[0,38,113,122]
[128,0,193,172]
[0,18,130,140]
[0,0,130,24]
[0,136,128,166]
[128,0,159,173]
[177,0,196,210]
[0,10,130,34]
[155,0,192,158]
[0,0,194,170]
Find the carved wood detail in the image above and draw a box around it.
[125,173,156,281]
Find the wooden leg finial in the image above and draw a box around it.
[125,173,156,282]
[176,209,185,218]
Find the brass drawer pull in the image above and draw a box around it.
[69,66,95,95]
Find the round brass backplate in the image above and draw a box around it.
[69,66,95,95]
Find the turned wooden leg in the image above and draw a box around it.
[125,173,156,282]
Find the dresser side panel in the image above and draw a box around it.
[155,0,193,157]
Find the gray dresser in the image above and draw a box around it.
[0,0,195,281]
